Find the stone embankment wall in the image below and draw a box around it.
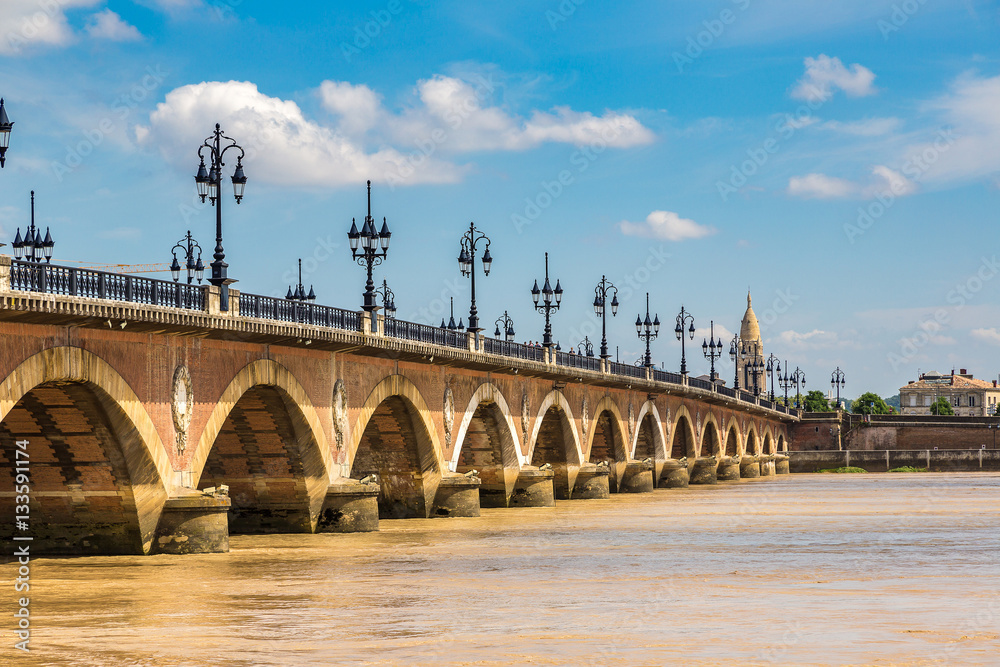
[789,449,1000,473]
[790,413,1000,451]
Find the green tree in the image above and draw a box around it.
[929,397,955,415]
[804,390,832,412]
[852,392,892,415]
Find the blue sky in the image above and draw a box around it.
[1,0,999,399]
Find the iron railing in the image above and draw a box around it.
[608,361,647,380]
[10,260,205,311]
[483,338,546,362]
[239,292,361,331]
[652,369,684,385]
[687,376,714,391]
[556,351,602,372]
[384,318,468,349]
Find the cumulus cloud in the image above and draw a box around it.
[971,328,1000,346]
[619,210,716,242]
[321,75,655,152]
[776,329,846,349]
[0,0,100,55]
[787,166,916,199]
[787,173,856,199]
[791,55,877,103]
[85,9,142,42]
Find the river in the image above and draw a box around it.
[4,472,999,666]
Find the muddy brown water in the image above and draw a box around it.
[3,473,999,666]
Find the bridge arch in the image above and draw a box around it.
[450,382,522,507]
[723,417,742,457]
[585,396,628,463]
[631,401,667,461]
[745,424,760,456]
[700,413,722,457]
[190,359,334,533]
[349,374,445,518]
[528,390,584,499]
[777,432,786,453]
[668,405,697,460]
[0,346,171,554]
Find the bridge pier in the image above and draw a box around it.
[571,464,611,499]
[690,457,719,485]
[433,475,482,517]
[740,455,761,479]
[760,455,776,477]
[659,460,690,488]
[154,492,231,554]
[618,460,654,493]
[775,454,790,475]
[509,467,556,507]
[318,480,380,532]
[717,456,741,482]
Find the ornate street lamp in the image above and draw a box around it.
[728,334,743,390]
[170,230,204,284]
[749,357,765,396]
[194,123,247,310]
[792,367,806,408]
[674,306,695,375]
[286,258,316,302]
[766,354,781,402]
[494,311,515,341]
[458,222,492,333]
[0,99,13,168]
[831,367,846,407]
[348,180,391,313]
[578,336,594,357]
[701,320,723,382]
[11,191,53,263]
[593,275,619,360]
[778,361,793,406]
[635,292,659,368]
[374,279,396,318]
[531,252,562,348]
[441,296,465,331]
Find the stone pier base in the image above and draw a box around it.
[154,492,231,554]
[317,480,380,533]
[740,456,761,479]
[433,475,482,517]
[717,457,741,482]
[690,457,719,485]
[509,468,556,507]
[775,455,790,475]
[571,465,610,499]
[660,460,690,488]
[760,456,776,477]
[619,460,654,493]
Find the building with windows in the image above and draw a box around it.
[899,369,1000,416]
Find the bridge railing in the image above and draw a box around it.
[652,369,684,385]
[608,361,647,380]
[687,376,715,391]
[239,292,362,331]
[384,318,468,349]
[482,337,546,362]
[9,260,206,311]
[555,351,602,372]
[716,385,738,399]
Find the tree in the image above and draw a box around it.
[929,397,955,415]
[804,390,832,412]
[852,392,892,415]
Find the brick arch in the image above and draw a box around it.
[631,401,667,461]
[450,383,522,508]
[745,424,760,456]
[526,390,583,465]
[349,375,444,519]
[669,405,697,460]
[700,413,722,457]
[776,433,786,453]
[0,346,171,554]
[585,396,628,463]
[724,421,741,457]
[189,359,334,533]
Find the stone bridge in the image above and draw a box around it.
[0,257,797,555]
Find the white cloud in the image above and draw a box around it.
[321,75,655,152]
[619,210,716,242]
[693,324,734,343]
[787,166,916,199]
[821,117,901,136]
[85,9,142,42]
[139,81,466,188]
[776,329,844,349]
[864,165,916,197]
[0,0,100,55]
[791,55,877,103]
[971,328,1000,346]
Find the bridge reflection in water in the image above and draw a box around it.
[0,256,795,555]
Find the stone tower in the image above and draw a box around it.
[737,291,765,394]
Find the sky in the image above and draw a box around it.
[0,0,999,400]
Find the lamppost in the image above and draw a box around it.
[169,231,204,284]
[348,180,391,313]
[194,124,247,311]
[749,358,765,396]
[0,99,13,168]
[831,367,846,408]
[766,354,781,402]
[442,297,465,331]
[579,336,594,357]
[635,292,660,368]
[728,334,743,390]
[593,275,619,360]
[493,311,515,341]
[778,362,794,406]
[285,258,316,302]
[701,320,723,382]
[11,191,53,263]
[530,252,562,348]
[374,279,396,318]
[792,367,806,408]
[674,306,695,375]
[458,222,492,333]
